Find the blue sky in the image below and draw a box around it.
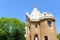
[0,0,60,33]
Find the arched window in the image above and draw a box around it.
[34,34,39,40]
[44,36,48,40]
[28,27,30,32]
[47,21,51,27]
[35,25,38,28]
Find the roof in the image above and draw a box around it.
[26,8,54,21]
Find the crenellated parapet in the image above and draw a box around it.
[26,8,54,21]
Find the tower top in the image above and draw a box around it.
[26,8,54,21]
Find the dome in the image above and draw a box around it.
[30,8,41,20]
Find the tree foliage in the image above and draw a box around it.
[0,17,25,40]
[58,34,60,40]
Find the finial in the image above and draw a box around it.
[34,6,37,8]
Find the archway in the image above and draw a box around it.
[44,36,48,40]
[34,34,39,40]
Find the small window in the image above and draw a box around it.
[44,36,48,40]
[29,27,30,30]
[35,25,38,28]
[47,21,51,27]
[28,27,30,32]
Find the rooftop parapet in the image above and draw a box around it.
[26,8,54,21]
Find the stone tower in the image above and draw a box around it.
[25,8,58,40]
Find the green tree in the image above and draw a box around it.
[0,17,25,40]
[58,34,60,40]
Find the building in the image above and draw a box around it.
[25,8,58,40]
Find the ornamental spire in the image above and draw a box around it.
[34,6,37,8]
